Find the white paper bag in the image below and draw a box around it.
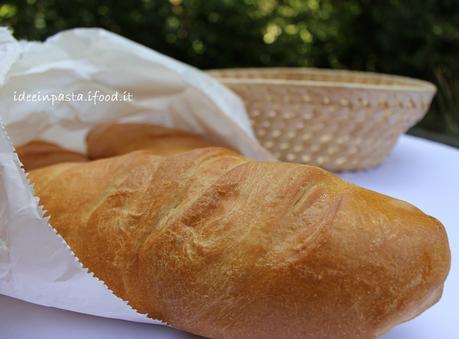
[0,27,271,323]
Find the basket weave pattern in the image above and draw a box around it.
[209,68,435,171]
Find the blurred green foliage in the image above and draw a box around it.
[1,0,459,140]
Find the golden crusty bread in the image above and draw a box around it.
[16,140,87,171]
[86,122,224,159]
[29,147,450,339]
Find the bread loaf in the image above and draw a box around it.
[16,140,87,171]
[29,147,450,339]
[86,122,223,159]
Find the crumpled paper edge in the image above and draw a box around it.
[1,27,274,161]
[0,27,20,86]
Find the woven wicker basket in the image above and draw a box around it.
[207,68,436,171]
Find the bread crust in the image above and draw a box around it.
[86,123,224,159]
[29,148,451,339]
[16,140,87,171]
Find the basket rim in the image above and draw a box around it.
[206,67,436,93]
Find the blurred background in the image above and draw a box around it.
[1,0,458,147]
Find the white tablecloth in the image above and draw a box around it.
[1,135,458,339]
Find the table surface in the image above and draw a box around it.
[1,135,458,339]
